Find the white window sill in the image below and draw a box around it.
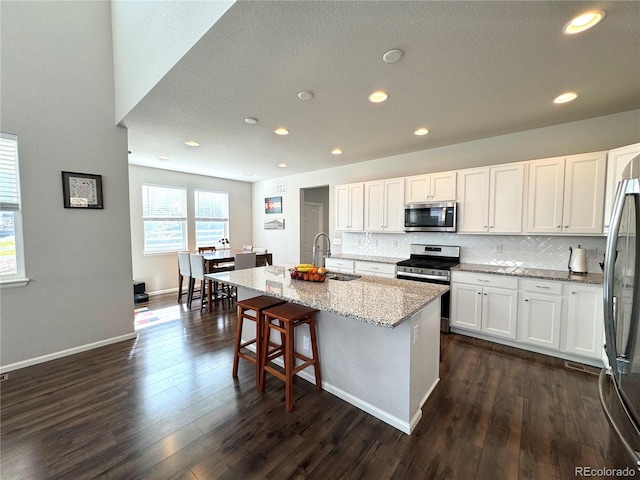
[1,278,30,289]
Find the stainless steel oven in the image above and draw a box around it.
[396,244,460,332]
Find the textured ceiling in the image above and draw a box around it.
[122,1,640,182]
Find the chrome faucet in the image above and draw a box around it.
[312,232,332,267]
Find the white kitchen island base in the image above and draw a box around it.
[236,287,441,434]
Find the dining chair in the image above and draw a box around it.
[198,245,217,253]
[234,252,257,270]
[188,254,208,312]
[242,245,253,252]
[178,252,192,304]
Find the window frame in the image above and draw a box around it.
[0,132,27,287]
[194,189,229,248]
[141,183,188,254]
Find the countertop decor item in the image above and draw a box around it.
[61,171,103,209]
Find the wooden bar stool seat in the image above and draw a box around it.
[260,302,322,411]
[233,295,286,389]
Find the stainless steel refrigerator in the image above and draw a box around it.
[602,154,640,471]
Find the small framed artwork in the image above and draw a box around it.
[265,196,282,214]
[61,171,103,209]
[264,218,285,230]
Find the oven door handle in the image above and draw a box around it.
[397,272,449,283]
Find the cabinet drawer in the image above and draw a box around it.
[324,258,355,271]
[520,279,563,295]
[452,271,518,290]
[354,261,396,276]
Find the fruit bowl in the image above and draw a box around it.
[289,266,327,282]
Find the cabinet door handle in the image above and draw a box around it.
[535,285,551,289]
[557,225,562,229]
[484,293,488,296]
[484,225,488,228]
[571,291,577,294]
[478,279,490,283]
[477,292,482,295]
[564,225,569,228]
[489,226,494,228]
[525,299,529,302]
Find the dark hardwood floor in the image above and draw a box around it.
[1,293,635,479]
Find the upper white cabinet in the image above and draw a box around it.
[404,171,457,204]
[457,163,525,234]
[526,152,606,235]
[364,178,405,232]
[603,143,640,234]
[335,183,364,231]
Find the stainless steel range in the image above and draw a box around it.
[396,244,460,332]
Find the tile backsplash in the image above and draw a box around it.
[340,232,607,273]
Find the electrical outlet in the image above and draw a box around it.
[303,335,310,351]
[393,240,398,248]
[333,238,342,245]
[413,325,419,344]
[494,244,502,253]
[587,247,598,258]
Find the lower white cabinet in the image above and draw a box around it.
[324,258,354,273]
[354,261,396,278]
[562,283,605,360]
[518,279,563,350]
[453,271,605,363]
[450,272,518,340]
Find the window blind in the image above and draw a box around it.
[142,184,187,220]
[0,133,20,211]
[195,190,229,221]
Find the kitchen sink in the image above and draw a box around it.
[326,272,361,282]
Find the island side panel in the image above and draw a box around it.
[409,298,441,421]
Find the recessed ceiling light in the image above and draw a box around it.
[277,163,288,168]
[553,92,579,104]
[185,140,200,147]
[274,128,290,135]
[157,155,169,160]
[244,117,258,124]
[368,90,389,103]
[563,10,605,34]
[382,49,404,63]
[331,148,343,155]
[298,91,314,100]
[414,128,430,136]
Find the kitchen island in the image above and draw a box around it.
[206,265,448,434]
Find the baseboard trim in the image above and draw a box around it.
[148,287,178,296]
[0,332,137,374]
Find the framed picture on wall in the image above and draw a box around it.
[61,171,103,209]
[265,196,282,214]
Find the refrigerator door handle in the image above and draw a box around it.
[603,180,627,371]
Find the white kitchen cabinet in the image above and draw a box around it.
[563,283,604,360]
[526,152,606,234]
[457,163,524,234]
[324,258,354,273]
[335,183,364,231]
[518,279,563,350]
[404,171,456,203]
[450,272,519,339]
[603,143,640,234]
[354,261,396,278]
[364,178,404,232]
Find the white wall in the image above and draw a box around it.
[129,165,253,293]
[0,1,134,369]
[252,110,640,266]
[111,0,234,122]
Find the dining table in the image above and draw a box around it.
[202,249,273,311]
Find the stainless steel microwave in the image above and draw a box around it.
[404,202,457,232]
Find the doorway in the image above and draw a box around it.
[300,186,329,266]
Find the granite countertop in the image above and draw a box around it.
[207,265,448,328]
[452,263,604,285]
[326,254,406,265]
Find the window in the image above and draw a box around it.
[142,184,187,253]
[195,190,229,247]
[0,132,26,285]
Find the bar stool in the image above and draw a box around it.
[260,302,322,411]
[233,295,285,389]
